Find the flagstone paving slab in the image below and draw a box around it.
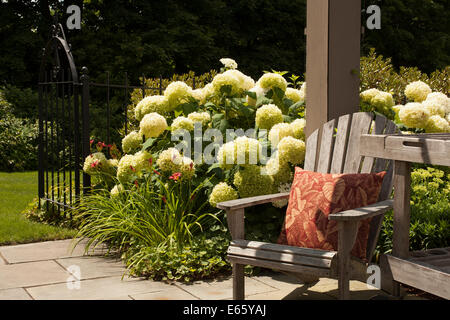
[0,288,32,300]
[56,256,126,280]
[131,286,199,300]
[0,239,107,264]
[176,276,278,300]
[26,275,174,300]
[0,260,70,290]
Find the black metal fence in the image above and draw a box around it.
[38,25,169,212]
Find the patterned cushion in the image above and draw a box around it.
[278,168,387,260]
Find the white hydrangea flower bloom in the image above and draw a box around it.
[135,95,169,121]
[110,184,124,197]
[246,85,266,107]
[268,123,294,147]
[164,81,193,110]
[122,130,143,154]
[290,118,306,140]
[191,88,207,105]
[217,141,236,168]
[219,58,238,70]
[212,71,241,95]
[372,91,395,109]
[187,112,211,126]
[277,136,306,165]
[171,116,194,132]
[256,73,288,92]
[404,81,432,102]
[425,115,450,133]
[156,148,182,173]
[360,88,380,104]
[209,182,238,207]
[285,87,305,103]
[398,102,430,129]
[272,182,292,208]
[116,154,136,184]
[139,112,168,138]
[422,98,447,117]
[424,92,450,115]
[83,152,108,175]
[255,104,283,130]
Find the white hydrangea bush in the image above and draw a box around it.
[84,58,309,210]
[361,81,449,133]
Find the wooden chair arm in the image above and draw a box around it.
[329,199,393,221]
[216,192,290,211]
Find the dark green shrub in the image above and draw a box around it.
[1,84,39,120]
[0,91,38,171]
[375,166,450,260]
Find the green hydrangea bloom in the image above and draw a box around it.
[264,156,292,185]
[277,136,306,165]
[290,118,306,140]
[122,131,143,154]
[255,104,283,130]
[209,182,239,207]
[117,154,137,185]
[179,156,195,179]
[256,73,287,92]
[233,165,274,198]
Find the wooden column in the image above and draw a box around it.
[305,0,361,138]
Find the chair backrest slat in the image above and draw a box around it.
[343,112,373,173]
[304,129,319,171]
[361,115,387,173]
[317,119,337,173]
[330,114,352,174]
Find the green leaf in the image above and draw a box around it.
[141,138,156,151]
[245,90,257,100]
[220,85,232,96]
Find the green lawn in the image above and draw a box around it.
[0,171,76,245]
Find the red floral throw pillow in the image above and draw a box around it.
[278,168,386,260]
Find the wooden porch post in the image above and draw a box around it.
[305,0,361,138]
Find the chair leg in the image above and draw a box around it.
[233,263,245,300]
[337,221,359,300]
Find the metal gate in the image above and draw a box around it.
[38,24,90,213]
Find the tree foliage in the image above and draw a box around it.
[0,0,448,88]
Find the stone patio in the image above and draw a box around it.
[0,239,424,300]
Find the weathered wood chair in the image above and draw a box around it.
[217,112,399,300]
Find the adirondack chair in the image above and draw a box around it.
[217,112,399,300]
